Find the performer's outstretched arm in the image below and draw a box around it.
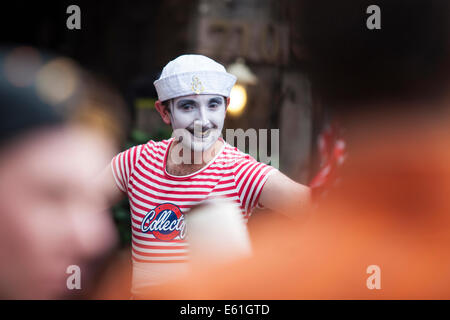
[259,171,310,218]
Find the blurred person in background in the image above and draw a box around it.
[96,54,310,298]
[130,0,450,299]
[0,46,127,299]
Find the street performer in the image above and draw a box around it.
[98,54,310,296]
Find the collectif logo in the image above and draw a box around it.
[141,203,186,241]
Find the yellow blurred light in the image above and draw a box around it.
[228,84,247,116]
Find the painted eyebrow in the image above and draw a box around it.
[209,97,224,104]
[176,99,197,107]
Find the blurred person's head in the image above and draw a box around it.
[0,46,125,299]
[153,55,236,152]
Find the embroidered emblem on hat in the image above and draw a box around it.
[191,76,204,94]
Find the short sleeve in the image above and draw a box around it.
[233,155,278,213]
[111,144,144,193]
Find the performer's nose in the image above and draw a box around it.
[198,105,211,127]
[193,120,203,132]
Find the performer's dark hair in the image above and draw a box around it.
[161,100,171,113]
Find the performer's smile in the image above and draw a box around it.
[187,125,215,139]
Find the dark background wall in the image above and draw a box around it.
[0,0,320,185]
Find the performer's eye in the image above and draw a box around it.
[180,103,193,111]
[208,98,223,109]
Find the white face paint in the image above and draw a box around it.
[168,94,226,152]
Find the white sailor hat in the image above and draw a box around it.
[153,54,237,102]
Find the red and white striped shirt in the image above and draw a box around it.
[111,137,276,288]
